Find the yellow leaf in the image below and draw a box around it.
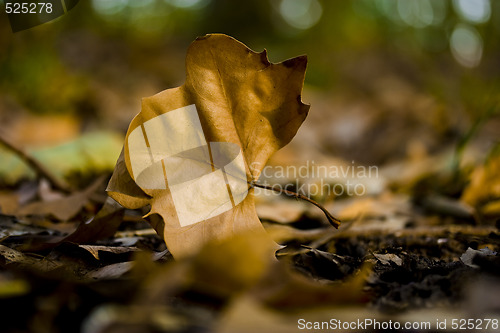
[107,34,309,258]
[462,154,500,207]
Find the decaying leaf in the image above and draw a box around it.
[462,153,500,208]
[19,197,124,252]
[459,247,497,268]
[107,34,309,258]
[77,245,141,260]
[374,253,403,266]
[256,199,307,224]
[16,176,105,221]
[0,243,166,282]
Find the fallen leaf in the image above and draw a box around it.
[277,246,361,281]
[462,153,500,207]
[482,199,500,216]
[459,247,497,268]
[264,224,330,244]
[0,243,166,282]
[17,176,105,221]
[0,244,63,272]
[107,34,309,258]
[78,245,141,261]
[0,214,51,239]
[328,193,411,232]
[86,262,134,280]
[19,197,124,252]
[256,199,307,224]
[62,197,125,244]
[0,191,19,215]
[374,253,403,266]
[0,244,40,266]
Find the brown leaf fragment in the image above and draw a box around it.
[462,154,500,207]
[1,243,165,282]
[86,262,134,280]
[16,176,105,221]
[19,197,124,252]
[0,214,51,239]
[0,244,39,266]
[374,253,403,266]
[0,244,63,272]
[460,247,497,268]
[0,191,19,215]
[63,197,124,244]
[256,199,307,224]
[78,245,141,260]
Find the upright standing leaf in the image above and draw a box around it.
[107,34,309,258]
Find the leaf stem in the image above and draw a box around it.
[250,181,341,229]
[0,131,73,193]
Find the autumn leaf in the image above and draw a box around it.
[107,34,309,258]
[16,176,104,221]
[18,196,124,252]
[462,152,500,208]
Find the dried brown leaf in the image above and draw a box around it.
[19,197,124,252]
[462,154,500,207]
[78,245,141,260]
[107,34,309,258]
[16,176,104,221]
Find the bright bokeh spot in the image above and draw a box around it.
[92,0,208,17]
[91,0,127,16]
[373,0,447,27]
[167,0,209,9]
[450,24,483,68]
[375,0,402,23]
[397,0,434,28]
[454,0,491,24]
[279,0,322,30]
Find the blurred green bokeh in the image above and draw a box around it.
[1,0,499,111]
[0,0,499,154]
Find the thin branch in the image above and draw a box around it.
[250,181,341,229]
[0,131,73,193]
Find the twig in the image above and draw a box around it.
[250,181,341,228]
[0,131,73,193]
